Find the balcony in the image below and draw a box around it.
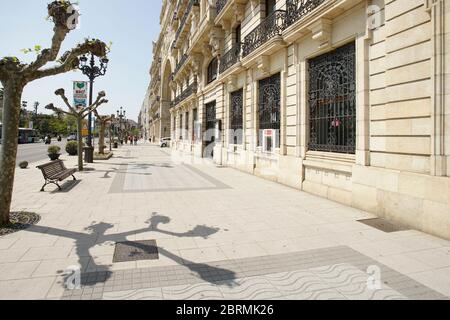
[171,80,198,108]
[216,0,228,15]
[219,42,241,74]
[173,54,189,77]
[172,0,200,50]
[242,10,286,57]
[285,0,326,26]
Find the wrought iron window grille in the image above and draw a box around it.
[308,42,356,154]
[258,73,281,148]
[229,89,244,145]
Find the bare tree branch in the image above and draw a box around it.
[26,28,69,72]
[45,103,72,116]
[27,39,107,81]
[54,88,77,114]
[0,57,26,82]
[26,1,79,72]
[83,98,109,118]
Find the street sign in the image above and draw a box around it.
[82,123,89,137]
[73,81,88,109]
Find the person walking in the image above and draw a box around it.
[134,136,138,146]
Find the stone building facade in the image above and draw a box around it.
[147,0,450,240]
[139,87,151,140]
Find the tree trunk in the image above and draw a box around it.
[0,82,23,226]
[76,116,83,172]
[98,122,105,154]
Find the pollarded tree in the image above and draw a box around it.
[46,89,108,171]
[0,1,108,226]
[93,110,114,155]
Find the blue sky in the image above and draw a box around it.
[0,0,162,122]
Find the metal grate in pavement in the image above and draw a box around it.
[357,218,409,233]
[113,240,159,263]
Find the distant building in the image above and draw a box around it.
[147,0,450,240]
[139,87,151,140]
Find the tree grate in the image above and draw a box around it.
[113,240,159,263]
[357,218,409,233]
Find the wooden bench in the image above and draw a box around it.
[36,160,77,192]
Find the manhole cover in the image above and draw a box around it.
[358,218,409,233]
[113,240,159,263]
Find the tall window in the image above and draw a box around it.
[179,114,183,140]
[230,89,243,145]
[193,108,198,141]
[308,42,356,154]
[207,57,218,84]
[258,73,281,150]
[235,24,241,44]
[266,0,276,17]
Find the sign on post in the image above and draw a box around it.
[73,81,88,109]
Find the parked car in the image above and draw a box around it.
[67,134,77,142]
[160,137,171,148]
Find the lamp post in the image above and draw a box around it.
[78,53,109,162]
[117,107,126,144]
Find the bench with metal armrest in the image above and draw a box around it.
[36,159,77,191]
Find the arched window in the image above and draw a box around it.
[207,57,218,84]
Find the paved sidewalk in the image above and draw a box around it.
[1,144,449,300]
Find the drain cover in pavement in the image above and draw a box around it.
[357,218,409,233]
[113,240,159,263]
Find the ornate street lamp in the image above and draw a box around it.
[117,107,126,144]
[78,53,109,157]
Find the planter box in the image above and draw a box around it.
[94,152,113,161]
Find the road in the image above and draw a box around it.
[15,140,67,165]
[14,138,101,166]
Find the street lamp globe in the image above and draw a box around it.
[79,55,88,67]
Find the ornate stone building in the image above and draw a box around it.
[147,0,450,240]
[139,86,151,140]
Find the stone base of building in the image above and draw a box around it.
[173,145,450,241]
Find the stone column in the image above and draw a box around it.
[355,33,371,166]
[280,47,289,156]
[427,0,448,176]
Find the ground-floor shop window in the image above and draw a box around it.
[308,41,356,154]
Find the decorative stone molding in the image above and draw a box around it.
[202,42,213,60]
[227,74,238,92]
[233,3,246,23]
[209,27,225,55]
[256,55,270,77]
[428,0,448,176]
[191,53,203,73]
[425,0,441,12]
[308,18,332,49]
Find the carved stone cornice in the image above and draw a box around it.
[233,3,245,23]
[256,55,270,77]
[308,18,332,49]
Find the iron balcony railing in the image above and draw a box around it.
[173,0,199,49]
[285,0,326,26]
[171,80,198,108]
[216,0,228,15]
[242,10,287,57]
[174,54,189,76]
[219,42,242,74]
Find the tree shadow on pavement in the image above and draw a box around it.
[24,213,238,290]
